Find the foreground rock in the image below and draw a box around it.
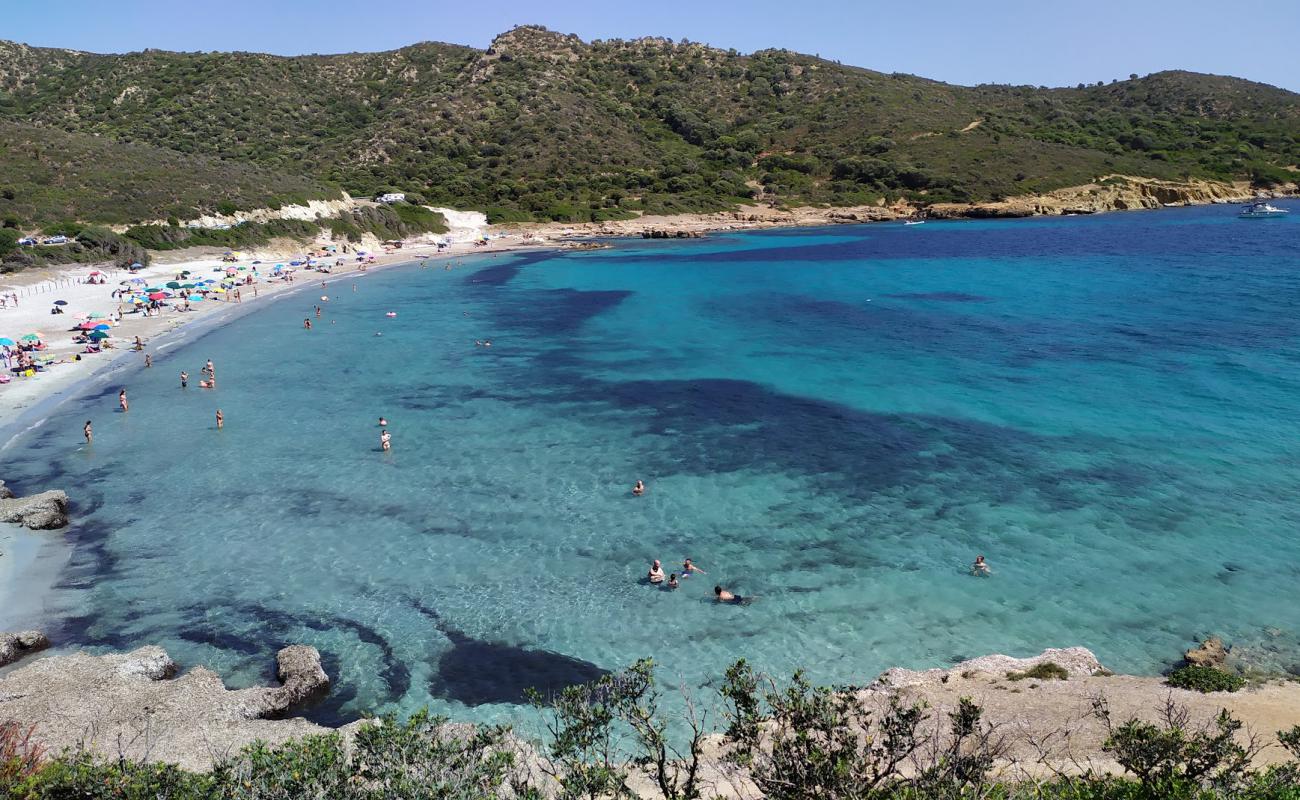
[0,488,70,530]
[1184,635,1229,668]
[0,630,50,667]
[875,646,1104,689]
[862,647,1300,778]
[0,644,331,771]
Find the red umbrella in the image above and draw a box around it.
[148,292,166,301]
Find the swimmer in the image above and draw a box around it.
[180,371,188,389]
[215,409,224,430]
[681,558,706,577]
[304,318,312,330]
[199,379,214,390]
[971,555,991,577]
[379,417,388,427]
[380,428,392,452]
[667,573,679,590]
[205,359,214,378]
[144,353,152,368]
[374,332,383,336]
[714,585,746,604]
[632,479,645,497]
[118,389,128,413]
[647,560,665,584]
[83,420,92,444]
[315,306,322,318]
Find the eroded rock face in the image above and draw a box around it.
[1184,636,1229,668]
[0,630,50,667]
[0,480,15,500]
[874,646,1105,689]
[233,645,330,719]
[0,489,70,529]
[0,644,330,771]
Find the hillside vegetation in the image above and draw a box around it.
[1,27,1298,229]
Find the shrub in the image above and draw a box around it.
[1167,665,1245,693]
[0,721,45,785]
[1007,662,1070,682]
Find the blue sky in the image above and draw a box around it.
[6,0,1299,91]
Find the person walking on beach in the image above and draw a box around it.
[380,428,391,452]
[180,371,188,389]
[215,409,224,430]
[83,420,92,444]
[118,389,128,413]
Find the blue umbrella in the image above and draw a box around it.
[53,300,68,306]
[188,294,204,301]
[93,323,111,331]
[0,337,14,346]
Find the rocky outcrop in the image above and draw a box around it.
[926,176,1295,220]
[232,644,330,719]
[0,644,331,771]
[0,480,14,499]
[641,228,703,238]
[0,488,70,529]
[874,647,1105,689]
[1184,636,1229,669]
[0,630,49,667]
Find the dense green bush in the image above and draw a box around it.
[5,666,1300,799]
[1167,665,1246,693]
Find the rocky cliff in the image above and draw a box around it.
[926,176,1296,219]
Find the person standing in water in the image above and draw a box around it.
[647,560,665,584]
[971,555,991,576]
[632,479,645,497]
[380,428,391,452]
[215,409,224,430]
[304,318,312,330]
[204,360,215,380]
[180,371,188,389]
[144,353,152,368]
[118,389,128,413]
[83,420,92,444]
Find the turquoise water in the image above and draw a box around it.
[4,203,1300,723]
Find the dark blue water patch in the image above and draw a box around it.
[401,594,608,706]
[463,251,557,288]
[494,288,633,337]
[883,292,993,303]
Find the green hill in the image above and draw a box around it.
[1,28,1297,228]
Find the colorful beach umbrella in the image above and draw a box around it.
[148,292,166,301]
[188,294,204,302]
[53,300,68,306]
[78,322,96,330]
[88,330,109,341]
[129,277,146,285]
[20,333,41,342]
[165,281,182,289]
[93,324,111,331]
[0,337,14,346]
[88,312,108,319]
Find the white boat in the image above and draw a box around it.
[1238,201,1289,219]
[903,220,926,226]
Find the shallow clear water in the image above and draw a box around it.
[4,203,1300,724]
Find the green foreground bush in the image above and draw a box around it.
[4,661,1300,799]
[1168,665,1247,693]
